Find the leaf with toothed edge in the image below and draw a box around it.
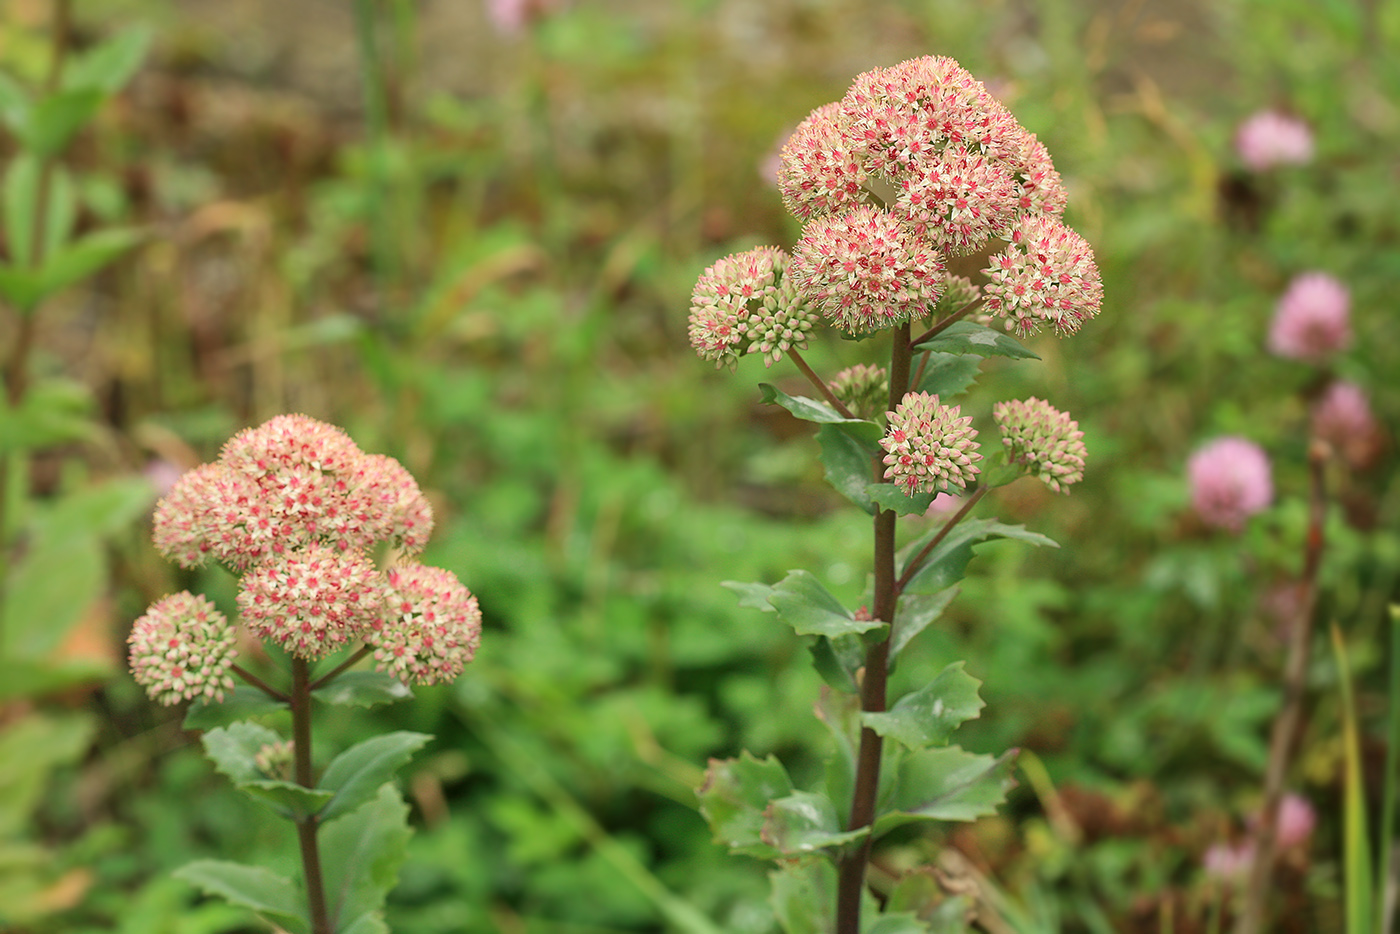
[911,321,1039,360]
[758,383,883,445]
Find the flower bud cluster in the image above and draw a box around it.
[371,564,483,686]
[127,592,238,706]
[982,214,1103,338]
[993,398,1087,493]
[829,364,889,420]
[879,391,981,494]
[688,247,818,368]
[135,415,482,695]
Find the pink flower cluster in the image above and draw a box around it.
[879,391,981,494]
[135,415,482,690]
[371,564,483,686]
[688,246,817,368]
[1267,272,1351,362]
[128,592,237,706]
[1312,380,1380,467]
[1188,437,1273,532]
[993,397,1087,493]
[1235,110,1314,172]
[766,55,1098,336]
[983,214,1103,338]
[1203,792,1317,884]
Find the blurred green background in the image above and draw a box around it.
[2,0,1398,931]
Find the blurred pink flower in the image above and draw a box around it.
[1188,437,1273,532]
[1235,111,1314,171]
[1267,272,1351,362]
[1273,793,1317,850]
[144,458,185,499]
[1203,840,1256,883]
[1312,380,1379,466]
[484,0,559,35]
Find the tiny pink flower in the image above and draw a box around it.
[879,391,981,494]
[790,205,945,334]
[484,0,560,35]
[370,564,483,686]
[993,397,1087,493]
[238,545,386,659]
[1272,793,1317,850]
[1203,840,1256,883]
[1011,133,1067,216]
[896,145,1020,256]
[128,592,237,706]
[1188,437,1273,532]
[1235,110,1314,171]
[982,213,1102,338]
[1267,272,1351,362]
[1312,380,1380,466]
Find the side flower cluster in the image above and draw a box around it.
[879,391,981,494]
[688,247,818,368]
[132,415,482,699]
[993,398,1087,493]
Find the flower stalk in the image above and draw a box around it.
[291,657,332,934]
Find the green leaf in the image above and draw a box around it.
[874,747,1017,833]
[63,27,152,93]
[33,475,156,547]
[36,227,143,297]
[890,588,959,659]
[720,579,778,612]
[338,915,390,934]
[239,780,334,820]
[183,687,289,731]
[0,73,30,132]
[4,154,41,268]
[815,688,861,821]
[911,321,1039,360]
[0,658,110,703]
[173,860,308,934]
[318,731,431,822]
[866,913,934,934]
[862,663,985,749]
[758,383,883,445]
[770,860,836,934]
[23,88,104,156]
[320,784,413,932]
[312,670,413,708]
[867,483,936,516]
[1,533,104,658]
[0,377,95,454]
[0,713,93,837]
[762,791,867,855]
[769,570,886,639]
[697,752,794,859]
[899,518,1058,595]
[202,722,331,818]
[818,423,878,514]
[914,352,982,399]
[809,635,862,694]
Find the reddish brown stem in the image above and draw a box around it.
[231,664,291,704]
[309,644,373,692]
[291,657,333,934]
[788,347,857,419]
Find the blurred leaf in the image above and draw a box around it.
[0,712,93,837]
[320,785,412,933]
[911,321,1038,360]
[22,88,104,156]
[173,860,308,934]
[890,588,959,659]
[867,483,936,516]
[861,663,985,749]
[720,580,778,612]
[874,747,1017,833]
[33,475,155,546]
[819,423,878,515]
[63,27,152,93]
[0,533,103,658]
[3,154,40,267]
[0,74,29,131]
[762,791,866,855]
[866,914,935,934]
[815,687,861,821]
[35,227,143,299]
[914,352,982,399]
[769,570,886,639]
[1331,625,1374,934]
[0,658,110,703]
[0,378,94,455]
[339,915,389,934]
[184,687,288,731]
[899,518,1058,595]
[697,752,793,859]
[318,732,431,823]
[312,671,412,708]
[770,860,835,934]
[758,383,883,445]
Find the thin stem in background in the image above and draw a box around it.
[908,298,980,350]
[787,347,856,419]
[1234,441,1329,934]
[894,486,989,595]
[835,322,911,934]
[291,657,332,934]
[231,664,291,704]
[1379,604,1399,934]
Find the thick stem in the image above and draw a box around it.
[1234,443,1328,934]
[291,658,333,934]
[835,323,911,934]
[788,347,856,419]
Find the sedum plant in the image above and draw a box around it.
[128,414,481,934]
[687,56,1102,933]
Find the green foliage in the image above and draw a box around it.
[173,861,308,934]
[320,785,415,933]
[201,723,335,820]
[312,672,413,709]
[910,322,1039,360]
[318,732,432,823]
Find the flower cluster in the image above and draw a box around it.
[371,564,483,686]
[993,398,1087,493]
[688,247,818,368]
[1188,437,1273,532]
[136,415,482,689]
[829,363,889,419]
[879,391,981,494]
[1267,271,1350,362]
[1312,380,1380,469]
[1235,110,1314,172]
[982,214,1103,338]
[128,592,238,706]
